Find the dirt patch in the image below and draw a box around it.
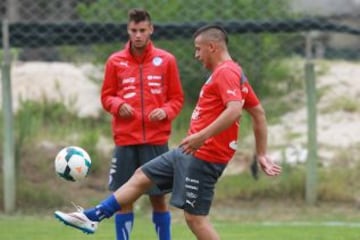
[242,60,360,167]
[0,62,103,118]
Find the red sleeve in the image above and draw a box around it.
[242,81,260,109]
[100,58,125,116]
[213,68,243,105]
[162,55,184,120]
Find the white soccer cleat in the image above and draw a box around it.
[54,204,98,234]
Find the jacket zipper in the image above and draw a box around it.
[139,64,146,142]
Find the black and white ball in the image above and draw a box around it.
[55,146,92,181]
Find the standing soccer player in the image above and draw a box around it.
[55,24,281,240]
[99,8,183,240]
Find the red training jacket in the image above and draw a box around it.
[101,41,184,146]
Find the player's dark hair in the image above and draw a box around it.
[128,8,151,23]
[193,24,229,45]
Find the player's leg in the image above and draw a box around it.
[114,211,133,240]
[109,146,138,240]
[150,195,171,240]
[54,149,176,234]
[140,144,172,240]
[169,153,226,239]
[91,167,153,220]
[103,147,175,222]
[54,167,152,234]
[184,212,219,240]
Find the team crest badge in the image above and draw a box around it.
[152,57,163,66]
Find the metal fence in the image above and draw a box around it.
[1,0,360,212]
[1,1,359,99]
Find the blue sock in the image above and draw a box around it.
[84,194,121,221]
[153,211,171,240]
[115,212,134,240]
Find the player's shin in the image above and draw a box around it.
[115,212,134,240]
[153,211,171,240]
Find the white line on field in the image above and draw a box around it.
[213,221,360,228]
[261,221,360,228]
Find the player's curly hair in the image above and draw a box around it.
[128,8,151,23]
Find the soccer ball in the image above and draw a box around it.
[54,146,92,182]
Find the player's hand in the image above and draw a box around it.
[149,108,167,121]
[119,103,134,118]
[257,155,281,176]
[179,133,205,155]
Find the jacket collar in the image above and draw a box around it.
[125,40,154,62]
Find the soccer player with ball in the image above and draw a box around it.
[55,24,281,240]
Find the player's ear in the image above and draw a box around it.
[127,24,132,35]
[150,24,154,35]
[209,41,216,52]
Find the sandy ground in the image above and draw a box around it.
[267,61,360,164]
[228,60,360,173]
[1,60,360,171]
[0,62,103,118]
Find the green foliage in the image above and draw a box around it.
[76,0,292,22]
[170,103,193,145]
[72,0,301,102]
[13,99,111,173]
[217,166,305,200]
[239,111,253,138]
[62,34,303,102]
[3,98,360,212]
[321,97,360,113]
[15,99,75,149]
[77,130,102,174]
[1,99,111,210]
[17,181,66,209]
[0,48,20,63]
[216,162,359,203]
[229,33,304,98]
[17,98,71,125]
[156,38,208,102]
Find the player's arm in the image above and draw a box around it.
[246,104,281,176]
[198,100,243,139]
[181,101,243,154]
[100,59,126,116]
[245,104,267,156]
[155,55,184,121]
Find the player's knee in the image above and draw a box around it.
[118,204,134,213]
[133,168,146,179]
[150,195,167,211]
[132,168,152,188]
[184,212,204,229]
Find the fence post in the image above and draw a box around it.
[304,32,318,205]
[2,19,16,213]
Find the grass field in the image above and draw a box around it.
[1,212,360,240]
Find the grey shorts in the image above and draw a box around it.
[141,148,227,215]
[108,144,169,195]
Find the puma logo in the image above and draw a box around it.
[186,199,196,208]
[226,89,237,96]
[119,61,129,67]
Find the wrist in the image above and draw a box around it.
[197,130,209,142]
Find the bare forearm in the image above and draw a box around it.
[253,114,268,156]
[198,101,242,140]
[247,105,268,156]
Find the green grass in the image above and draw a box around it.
[1,214,360,240]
